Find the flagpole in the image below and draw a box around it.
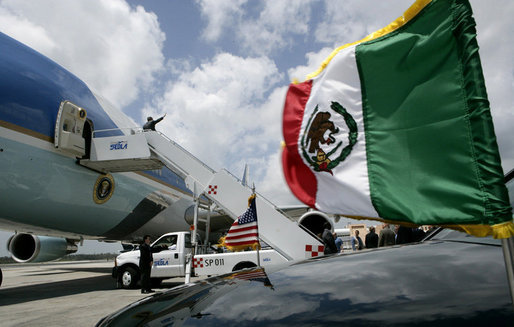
[185,182,199,284]
[205,201,212,253]
[253,183,261,268]
[501,236,514,306]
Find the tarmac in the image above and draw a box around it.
[0,260,199,326]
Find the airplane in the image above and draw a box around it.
[0,31,334,281]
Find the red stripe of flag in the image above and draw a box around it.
[282,80,317,208]
[225,240,259,247]
[227,224,257,234]
[225,233,259,241]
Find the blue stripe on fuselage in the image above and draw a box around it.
[0,32,119,137]
[0,32,191,194]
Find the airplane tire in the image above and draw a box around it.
[119,266,139,289]
[0,268,2,287]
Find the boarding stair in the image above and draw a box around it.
[79,129,323,261]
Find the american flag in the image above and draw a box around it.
[222,194,259,251]
[231,268,274,289]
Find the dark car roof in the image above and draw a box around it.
[97,230,513,326]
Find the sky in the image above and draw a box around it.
[0,0,512,255]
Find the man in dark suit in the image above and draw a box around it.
[378,223,396,247]
[322,222,337,254]
[143,114,166,131]
[396,225,414,244]
[139,235,154,294]
[365,226,379,248]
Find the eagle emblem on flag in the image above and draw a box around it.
[301,101,358,174]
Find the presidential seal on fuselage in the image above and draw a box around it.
[93,173,115,204]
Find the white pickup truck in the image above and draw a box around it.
[113,231,291,289]
[113,231,193,289]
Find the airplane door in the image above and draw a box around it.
[54,100,87,157]
[150,235,181,277]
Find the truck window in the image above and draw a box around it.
[153,235,178,250]
[185,234,192,248]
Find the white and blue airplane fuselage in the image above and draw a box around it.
[0,32,198,262]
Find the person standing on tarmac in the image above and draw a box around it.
[139,235,154,294]
[365,226,379,248]
[351,230,364,251]
[143,113,166,131]
[322,222,337,254]
[378,223,396,247]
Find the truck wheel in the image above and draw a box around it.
[232,261,257,271]
[151,278,163,288]
[119,267,139,289]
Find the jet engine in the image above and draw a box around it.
[7,233,78,263]
[298,210,334,236]
[184,205,234,243]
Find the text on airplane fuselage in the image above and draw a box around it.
[110,141,128,150]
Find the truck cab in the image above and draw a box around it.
[113,231,193,289]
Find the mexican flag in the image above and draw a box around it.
[282,0,513,238]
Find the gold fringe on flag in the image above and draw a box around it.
[218,236,261,252]
[247,193,256,207]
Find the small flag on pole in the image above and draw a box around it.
[281,0,513,238]
[220,194,260,251]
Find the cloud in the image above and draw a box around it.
[197,0,312,56]
[237,0,312,55]
[196,0,248,42]
[0,6,56,54]
[470,0,514,170]
[0,0,165,108]
[145,53,283,174]
[287,47,334,82]
[315,0,415,46]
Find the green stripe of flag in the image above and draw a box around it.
[356,0,510,226]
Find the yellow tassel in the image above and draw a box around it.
[493,221,514,239]
[451,221,514,239]
[248,193,256,207]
